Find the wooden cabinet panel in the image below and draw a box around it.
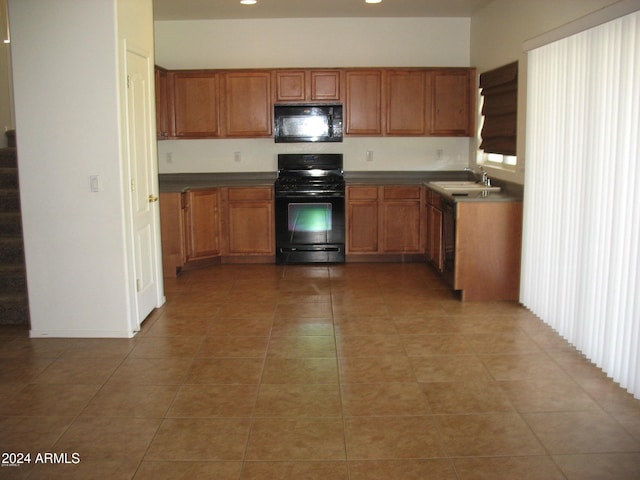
[346,186,378,253]
[385,70,427,135]
[381,200,422,253]
[345,70,383,135]
[428,69,475,136]
[172,72,220,138]
[347,185,424,256]
[275,70,306,102]
[223,71,272,137]
[310,70,341,101]
[275,69,342,103]
[184,189,220,260]
[155,67,170,139]
[225,187,274,256]
[347,202,379,253]
[159,192,185,276]
[454,201,522,301]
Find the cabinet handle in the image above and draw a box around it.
[148,195,159,203]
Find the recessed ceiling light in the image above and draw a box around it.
[240,0,257,5]
[366,0,382,4]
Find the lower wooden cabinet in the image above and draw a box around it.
[159,192,185,276]
[454,201,523,301]
[223,187,275,260]
[184,189,221,261]
[347,185,425,259]
[346,186,379,253]
[159,186,275,276]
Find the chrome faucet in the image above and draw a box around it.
[463,166,491,187]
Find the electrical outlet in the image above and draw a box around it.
[234,151,241,163]
[166,152,173,163]
[366,150,374,162]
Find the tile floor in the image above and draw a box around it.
[1,263,640,479]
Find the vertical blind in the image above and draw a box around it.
[521,10,640,399]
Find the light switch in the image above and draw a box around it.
[89,175,100,192]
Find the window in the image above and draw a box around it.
[477,61,518,166]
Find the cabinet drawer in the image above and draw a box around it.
[348,186,378,200]
[383,185,421,200]
[228,187,273,201]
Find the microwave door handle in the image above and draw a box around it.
[328,114,333,136]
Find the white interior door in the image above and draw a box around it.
[125,48,161,327]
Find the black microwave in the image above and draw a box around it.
[274,104,343,143]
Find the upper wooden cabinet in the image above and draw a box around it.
[275,69,342,103]
[155,66,476,139]
[221,71,272,137]
[345,69,384,135]
[171,71,220,138]
[154,66,170,139]
[427,69,475,136]
[385,69,427,136]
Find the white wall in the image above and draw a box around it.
[154,17,473,173]
[470,0,621,184]
[9,0,155,337]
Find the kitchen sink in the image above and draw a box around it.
[429,181,501,193]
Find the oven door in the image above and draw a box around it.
[275,193,345,264]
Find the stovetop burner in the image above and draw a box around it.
[275,154,344,194]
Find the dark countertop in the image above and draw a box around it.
[159,172,276,192]
[158,171,524,202]
[159,170,472,192]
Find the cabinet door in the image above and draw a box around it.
[155,67,170,139]
[347,186,379,253]
[223,71,272,137]
[226,188,274,255]
[159,192,185,276]
[381,186,422,253]
[184,189,220,261]
[310,70,341,101]
[345,70,383,135]
[275,70,306,102]
[428,69,475,136]
[385,70,426,135]
[172,72,220,138]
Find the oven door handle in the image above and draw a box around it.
[275,192,345,198]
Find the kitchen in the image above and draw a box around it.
[4,0,636,371]
[2,0,640,477]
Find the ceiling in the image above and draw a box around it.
[153,0,494,21]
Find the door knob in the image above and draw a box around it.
[148,195,158,203]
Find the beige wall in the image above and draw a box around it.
[470,0,621,183]
[155,17,471,69]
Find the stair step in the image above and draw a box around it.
[0,265,27,294]
[0,168,18,189]
[0,294,30,326]
[0,212,22,236]
[0,148,17,168]
[0,237,25,265]
[0,190,20,212]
